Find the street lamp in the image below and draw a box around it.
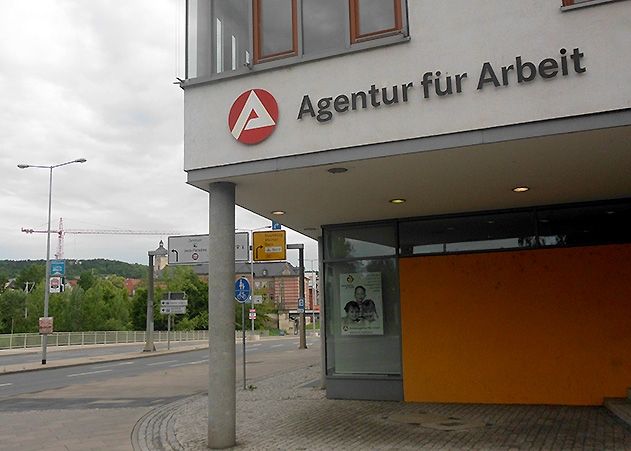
[18,158,87,365]
[145,240,168,352]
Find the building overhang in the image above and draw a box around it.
[187,109,631,239]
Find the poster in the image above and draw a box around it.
[339,272,383,336]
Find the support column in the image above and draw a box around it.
[207,182,236,449]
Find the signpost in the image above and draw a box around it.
[160,292,188,350]
[235,277,251,390]
[252,230,286,261]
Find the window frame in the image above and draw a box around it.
[252,0,299,64]
[561,0,626,8]
[349,0,403,44]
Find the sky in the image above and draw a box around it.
[0,0,318,268]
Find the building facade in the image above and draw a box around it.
[183,0,631,406]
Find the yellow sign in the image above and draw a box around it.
[252,230,286,261]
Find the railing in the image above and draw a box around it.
[0,330,209,351]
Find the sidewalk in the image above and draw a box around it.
[134,355,631,450]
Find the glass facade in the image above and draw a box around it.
[323,224,401,376]
[323,199,631,380]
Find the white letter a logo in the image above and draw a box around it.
[230,91,276,140]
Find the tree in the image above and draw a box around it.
[0,290,27,334]
[77,270,96,291]
[15,263,45,293]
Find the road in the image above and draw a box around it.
[0,336,319,400]
[0,340,204,366]
[0,336,321,451]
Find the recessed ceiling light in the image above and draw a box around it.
[487,220,495,224]
[271,210,285,215]
[327,167,348,174]
[539,218,550,223]
[389,198,406,204]
[512,186,530,193]
[606,210,616,215]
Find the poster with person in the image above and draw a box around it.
[339,272,383,336]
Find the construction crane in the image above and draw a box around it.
[21,217,181,259]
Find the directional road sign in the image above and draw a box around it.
[161,299,188,307]
[168,233,250,264]
[160,306,187,314]
[252,230,286,261]
[234,277,251,303]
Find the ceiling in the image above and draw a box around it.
[198,124,631,240]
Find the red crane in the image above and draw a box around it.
[21,217,180,259]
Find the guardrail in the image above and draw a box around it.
[0,330,209,351]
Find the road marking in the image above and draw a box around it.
[0,383,13,387]
[270,344,283,348]
[67,369,113,378]
[94,361,135,369]
[146,360,179,366]
[169,359,208,368]
[248,343,262,347]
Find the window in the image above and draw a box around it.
[350,0,403,44]
[185,0,408,79]
[253,0,298,64]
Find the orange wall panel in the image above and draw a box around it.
[400,244,631,405]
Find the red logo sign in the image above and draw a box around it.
[228,89,278,144]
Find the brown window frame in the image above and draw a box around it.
[349,0,403,44]
[253,0,298,64]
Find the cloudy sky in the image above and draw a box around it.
[0,0,318,268]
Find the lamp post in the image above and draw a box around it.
[145,240,168,352]
[17,158,87,365]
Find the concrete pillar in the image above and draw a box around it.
[207,182,236,449]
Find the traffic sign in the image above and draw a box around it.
[39,317,53,334]
[297,297,305,313]
[234,277,251,303]
[235,232,249,261]
[252,230,286,261]
[160,306,187,314]
[161,299,188,307]
[168,235,208,265]
[51,259,65,276]
[168,234,251,264]
[49,277,62,293]
[248,308,256,320]
[271,221,281,230]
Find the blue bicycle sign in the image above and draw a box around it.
[234,277,251,303]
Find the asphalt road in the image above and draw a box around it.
[0,336,319,401]
[0,340,205,366]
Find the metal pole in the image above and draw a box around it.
[167,314,171,350]
[41,166,53,365]
[242,303,246,390]
[250,249,255,332]
[144,254,156,352]
[298,246,306,349]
